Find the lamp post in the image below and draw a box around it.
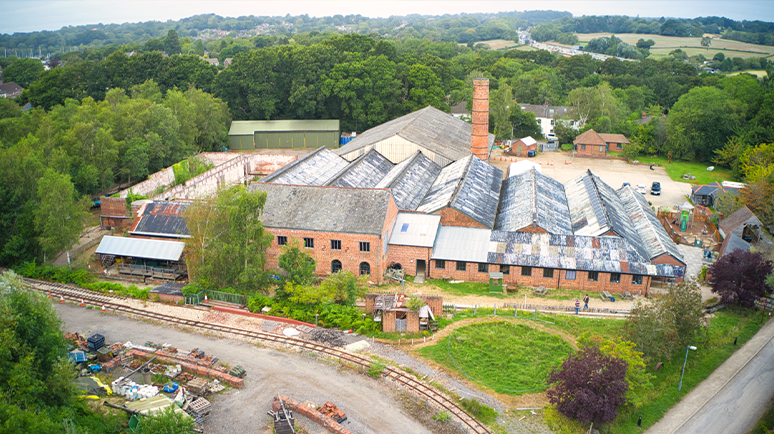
[679,345,697,391]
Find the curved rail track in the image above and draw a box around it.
[23,278,491,434]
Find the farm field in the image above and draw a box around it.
[730,70,769,78]
[574,33,774,59]
[459,39,521,50]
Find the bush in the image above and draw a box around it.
[433,411,451,422]
[15,261,96,286]
[561,143,573,151]
[247,296,380,335]
[367,359,385,378]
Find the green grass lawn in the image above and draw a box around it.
[418,321,574,394]
[634,155,736,185]
[544,307,766,434]
[424,278,512,299]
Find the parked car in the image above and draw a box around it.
[651,182,661,195]
[636,184,647,194]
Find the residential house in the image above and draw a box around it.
[573,129,630,157]
[519,103,579,138]
[0,82,23,99]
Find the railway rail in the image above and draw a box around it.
[22,277,491,434]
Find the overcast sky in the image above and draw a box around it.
[2,1,773,34]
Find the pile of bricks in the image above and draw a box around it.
[153,349,216,368]
[319,402,347,423]
[126,349,245,389]
[187,378,208,396]
[272,395,352,434]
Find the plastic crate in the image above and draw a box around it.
[68,350,87,363]
[87,334,105,352]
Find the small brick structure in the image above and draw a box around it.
[364,293,442,332]
[127,349,244,388]
[273,395,353,434]
[100,196,132,230]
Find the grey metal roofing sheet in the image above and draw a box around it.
[229,120,340,135]
[486,231,684,279]
[722,233,751,256]
[417,156,503,228]
[388,213,441,247]
[617,186,685,263]
[95,236,185,261]
[249,183,392,235]
[564,172,609,236]
[375,152,441,210]
[261,147,349,186]
[590,172,649,260]
[430,226,492,263]
[130,202,190,238]
[327,149,395,188]
[494,169,572,234]
[335,106,494,163]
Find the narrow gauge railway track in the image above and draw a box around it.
[24,277,491,434]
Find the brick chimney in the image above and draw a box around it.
[471,78,490,160]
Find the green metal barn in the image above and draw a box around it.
[228,120,340,151]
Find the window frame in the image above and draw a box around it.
[632,275,643,285]
[500,265,510,275]
[435,260,446,270]
[478,263,489,273]
[610,273,621,284]
[456,261,466,272]
[543,268,554,279]
[588,271,599,282]
[581,144,586,150]
[359,262,370,276]
[303,237,314,249]
[331,260,342,273]
[359,241,370,252]
[521,266,532,277]
[565,270,576,280]
[330,239,341,250]
[277,236,288,246]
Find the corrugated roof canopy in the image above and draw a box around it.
[95,236,185,261]
[261,147,349,186]
[229,120,340,135]
[431,226,491,263]
[376,151,441,210]
[130,202,190,238]
[389,213,441,247]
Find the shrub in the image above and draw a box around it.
[367,359,385,378]
[433,411,451,422]
[459,398,498,425]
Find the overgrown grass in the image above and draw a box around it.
[544,307,765,434]
[633,155,736,185]
[84,281,151,299]
[751,401,774,434]
[423,278,512,299]
[418,322,574,394]
[459,398,499,425]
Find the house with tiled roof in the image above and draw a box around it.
[573,129,630,158]
[0,82,23,99]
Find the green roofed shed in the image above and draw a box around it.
[228,120,340,150]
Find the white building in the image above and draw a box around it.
[519,104,580,139]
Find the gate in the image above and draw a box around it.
[395,318,407,332]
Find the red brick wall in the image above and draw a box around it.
[651,253,687,282]
[380,196,400,278]
[101,197,131,230]
[433,207,487,228]
[265,228,385,284]
[383,310,396,332]
[511,140,537,157]
[386,244,432,277]
[575,143,607,157]
[432,261,651,294]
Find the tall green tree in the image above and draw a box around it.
[34,170,90,261]
[183,185,273,292]
[509,108,542,139]
[490,82,513,140]
[2,58,45,88]
[163,29,181,55]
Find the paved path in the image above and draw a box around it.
[647,317,774,434]
[676,244,705,281]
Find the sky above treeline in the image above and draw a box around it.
[2,0,773,34]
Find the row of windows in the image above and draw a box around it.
[277,236,370,252]
[330,260,371,276]
[434,260,644,284]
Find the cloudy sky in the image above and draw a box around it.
[2,0,773,34]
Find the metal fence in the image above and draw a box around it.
[184,289,247,306]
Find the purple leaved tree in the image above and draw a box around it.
[709,250,773,308]
[547,346,629,425]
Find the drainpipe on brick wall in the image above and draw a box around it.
[557,271,561,290]
[376,235,381,285]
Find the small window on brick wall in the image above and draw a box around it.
[331,240,341,250]
[478,263,488,273]
[277,236,287,246]
[632,275,643,285]
[588,271,599,281]
[521,266,532,277]
[610,273,621,283]
[359,241,370,252]
[543,268,554,278]
[456,261,466,271]
[565,270,576,280]
[303,237,314,248]
[500,265,509,275]
[435,260,446,270]
[331,260,342,273]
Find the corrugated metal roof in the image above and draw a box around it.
[229,120,340,136]
[336,106,494,164]
[389,213,441,247]
[495,169,572,234]
[431,226,491,263]
[487,231,684,278]
[95,236,185,261]
[130,202,190,238]
[417,156,503,229]
[617,186,685,263]
[327,149,395,188]
[508,160,541,177]
[375,151,441,210]
[261,147,349,186]
[249,183,392,235]
[564,171,612,236]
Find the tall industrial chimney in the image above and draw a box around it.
[471,78,490,160]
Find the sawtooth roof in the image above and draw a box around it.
[261,147,349,186]
[327,149,395,188]
[375,151,441,210]
[249,183,393,235]
[617,186,685,264]
[494,169,572,235]
[130,202,190,238]
[335,106,494,163]
[417,155,503,229]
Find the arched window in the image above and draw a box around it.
[359,262,371,276]
[331,260,342,273]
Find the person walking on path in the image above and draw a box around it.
[575,299,580,315]
[583,294,589,310]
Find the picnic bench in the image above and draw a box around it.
[601,291,613,301]
[622,291,634,300]
[534,286,548,297]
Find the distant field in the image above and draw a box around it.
[574,32,774,59]
[729,70,768,78]
[512,44,538,51]
[459,39,520,50]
